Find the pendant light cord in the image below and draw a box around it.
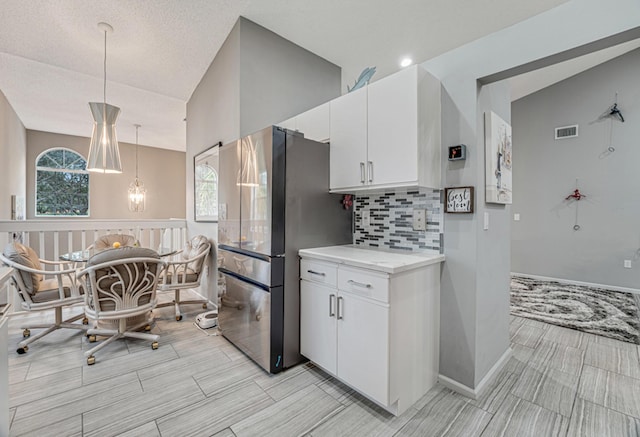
[135,124,140,179]
[103,29,107,105]
[135,128,139,178]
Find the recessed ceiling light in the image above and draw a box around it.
[400,57,413,68]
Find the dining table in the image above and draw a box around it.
[59,246,177,263]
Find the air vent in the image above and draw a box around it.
[555,125,578,140]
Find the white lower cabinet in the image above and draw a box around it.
[336,291,389,405]
[300,281,337,374]
[300,256,440,416]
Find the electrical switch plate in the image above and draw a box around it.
[484,212,489,230]
[514,213,520,221]
[362,210,370,227]
[624,260,632,269]
[412,209,427,231]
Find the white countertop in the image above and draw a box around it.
[299,245,445,274]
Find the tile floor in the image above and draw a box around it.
[6,300,640,436]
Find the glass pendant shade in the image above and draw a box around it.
[128,178,146,212]
[87,102,122,173]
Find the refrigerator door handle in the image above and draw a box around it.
[337,296,344,320]
[329,293,336,317]
[360,162,365,183]
[368,161,374,182]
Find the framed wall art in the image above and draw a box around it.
[485,111,512,204]
[194,143,221,222]
[445,186,474,213]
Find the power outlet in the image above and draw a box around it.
[624,260,632,269]
[412,209,427,231]
[362,210,370,228]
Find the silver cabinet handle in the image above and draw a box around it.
[329,294,336,317]
[368,161,373,182]
[337,296,344,320]
[348,279,372,288]
[307,270,326,277]
[360,162,365,183]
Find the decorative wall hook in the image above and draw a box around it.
[609,103,625,123]
[565,179,586,231]
[565,189,585,201]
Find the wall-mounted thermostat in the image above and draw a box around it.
[448,144,466,161]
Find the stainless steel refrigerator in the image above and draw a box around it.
[217,125,352,373]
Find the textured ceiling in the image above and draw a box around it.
[0,0,599,151]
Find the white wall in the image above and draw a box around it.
[512,48,640,289]
[0,89,26,220]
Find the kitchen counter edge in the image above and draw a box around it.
[299,245,445,274]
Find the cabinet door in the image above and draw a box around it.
[300,280,337,374]
[296,102,330,143]
[337,290,389,406]
[367,66,418,186]
[277,116,296,131]
[330,87,368,190]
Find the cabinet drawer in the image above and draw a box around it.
[301,259,338,287]
[338,266,389,303]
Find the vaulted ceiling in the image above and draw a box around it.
[0,0,636,151]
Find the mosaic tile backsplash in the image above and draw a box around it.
[354,189,443,253]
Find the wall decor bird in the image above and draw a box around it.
[347,67,376,93]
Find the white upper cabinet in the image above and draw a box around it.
[329,87,368,190]
[330,65,441,192]
[296,102,330,143]
[276,102,331,143]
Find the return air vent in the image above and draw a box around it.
[555,125,578,140]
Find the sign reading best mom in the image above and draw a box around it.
[445,186,474,213]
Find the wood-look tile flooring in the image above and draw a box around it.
[6,298,640,436]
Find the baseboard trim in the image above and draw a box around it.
[511,272,640,295]
[438,347,512,400]
[438,374,477,399]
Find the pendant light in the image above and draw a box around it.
[128,124,146,212]
[87,22,122,173]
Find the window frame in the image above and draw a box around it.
[35,147,91,218]
[194,143,220,222]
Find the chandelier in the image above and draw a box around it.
[128,124,146,212]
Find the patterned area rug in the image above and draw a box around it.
[510,275,640,344]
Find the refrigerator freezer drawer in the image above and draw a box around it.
[218,247,284,287]
[218,271,284,373]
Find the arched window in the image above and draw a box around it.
[195,162,218,221]
[36,148,89,216]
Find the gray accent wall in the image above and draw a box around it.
[238,18,341,137]
[512,48,640,290]
[186,17,342,301]
[0,89,26,220]
[26,130,185,220]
